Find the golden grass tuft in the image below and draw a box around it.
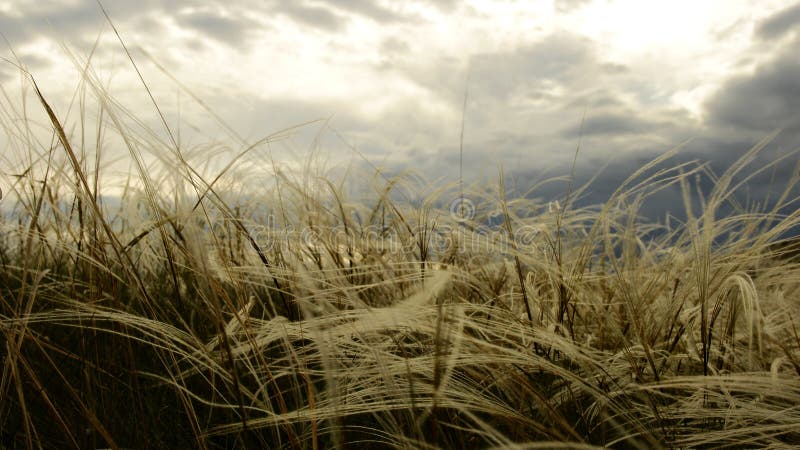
[1,55,800,449]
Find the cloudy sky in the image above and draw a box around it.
[2,0,800,216]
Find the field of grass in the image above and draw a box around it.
[2,62,800,449]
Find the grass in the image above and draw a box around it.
[2,53,800,449]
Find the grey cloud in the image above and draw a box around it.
[17,52,52,72]
[756,2,800,40]
[4,1,794,227]
[121,4,800,228]
[380,32,698,187]
[1,1,269,51]
[177,10,259,47]
[380,37,410,55]
[401,0,458,13]
[560,113,662,138]
[670,134,800,220]
[0,50,51,74]
[278,3,347,31]
[355,28,745,220]
[468,34,594,100]
[502,132,798,226]
[243,0,412,32]
[562,91,627,110]
[0,1,101,45]
[319,0,411,23]
[696,20,800,211]
[705,40,800,135]
[216,91,472,178]
[0,0,202,50]
[0,13,33,44]
[240,98,342,136]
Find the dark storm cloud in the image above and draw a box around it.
[756,2,800,40]
[382,30,697,191]
[561,113,663,138]
[591,31,800,223]
[378,26,784,222]
[3,1,795,226]
[705,39,800,135]
[690,22,800,216]
[393,27,800,222]
[503,132,798,227]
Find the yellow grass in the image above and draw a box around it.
[1,53,800,449]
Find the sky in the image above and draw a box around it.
[1,0,800,218]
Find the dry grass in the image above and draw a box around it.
[1,55,800,450]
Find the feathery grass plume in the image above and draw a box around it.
[2,36,800,449]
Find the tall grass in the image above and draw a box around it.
[2,58,800,449]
